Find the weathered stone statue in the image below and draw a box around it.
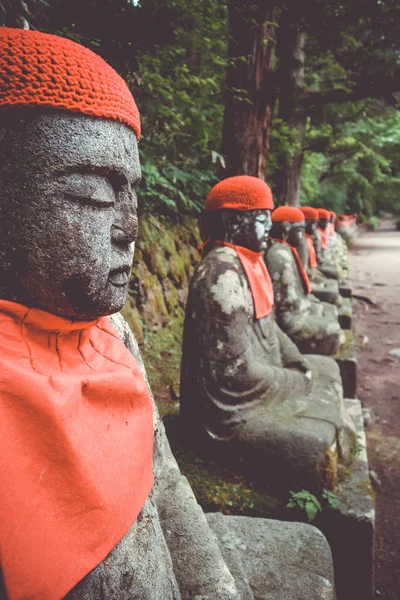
[327,211,350,278]
[265,207,344,355]
[181,176,356,497]
[299,206,341,306]
[0,28,336,600]
[308,208,341,280]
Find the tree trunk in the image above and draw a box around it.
[274,22,306,206]
[221,1,277,179]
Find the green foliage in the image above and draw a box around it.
[300,102,400,216]
[287,490,322,522]
[286,488,342,522]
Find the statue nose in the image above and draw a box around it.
[112,209,138,245]
[112,193,138,245]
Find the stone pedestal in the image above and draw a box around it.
[335,329,357,398]
[338,298,352,330]
[207,513,336,600]
[317,399,375,600]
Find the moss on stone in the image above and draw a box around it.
[121,299,144,344]
[164,416,281,518]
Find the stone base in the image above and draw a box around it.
[339,282,352,298]
[317,399,375,600]
[335,329,357,398]
[338,298,352,330]
[207,513,336,600]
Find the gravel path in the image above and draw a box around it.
[350,219,400,599]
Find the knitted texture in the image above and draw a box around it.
[300,206,319,220]
[205,176,274,211]
[0,28,141,138]
[318,208,330,219]
[271,206,305,223]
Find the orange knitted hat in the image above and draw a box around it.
[271,206,305,223]
[318,208,330,219]
[300,206,319,220]
[0,28,140,138]
[205,176,274,211]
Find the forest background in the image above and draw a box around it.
[3,0,400,220]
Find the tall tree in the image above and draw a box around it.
[221,0,277,179]
[273,7,305,205]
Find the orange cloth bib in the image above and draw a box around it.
[0,301,153,600]
[305,234,317,269]
[318,227,330,249]
[216,241,274,319]
[270,238,312,294]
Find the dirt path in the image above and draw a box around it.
[350,219,400,599]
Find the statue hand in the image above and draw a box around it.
[286,358,312,380]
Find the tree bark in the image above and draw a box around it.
[274,21,306,206]
[221,1,277,179]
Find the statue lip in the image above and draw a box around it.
[108,266,131,287]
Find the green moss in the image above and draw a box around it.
[121,299,144,344]
[165,416,281,518]
[335,328,355,360]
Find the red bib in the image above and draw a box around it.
[270,238,312,294]
[0,301,153,600]
[318,226,330,249]
[216,241,274,319]
[305,234,317,268]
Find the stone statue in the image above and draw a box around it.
[326,211,350,278]
[181,176,356,496]
[307,208,341,281]
[265,207,344,355]
[0,28,336,600]
[299,206,341,306]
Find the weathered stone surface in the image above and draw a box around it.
[318,399,375,600]
[312,229,341,280]
[206,513,336,600]
[265,241,344,355]
[334,329,358,399]
[338,298,352,330]
[181,243,356,491]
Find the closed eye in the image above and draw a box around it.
[65,194,115,209]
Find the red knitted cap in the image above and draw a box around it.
[300,206,319,220]
[205,176,274,211]
[0,28,140,138]
[318,208,330,219]
[271,206,305,223]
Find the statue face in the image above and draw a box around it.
[223,209,272,252]
[305,219,317,235]
[0,111,141,320]
[287,221,305,247]
[319,218,329,230]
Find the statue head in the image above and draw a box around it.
[300,206,319,235]
[318,208,330,230]
[202,176,274,252]
[0,28,141,320]
[330,211,336,224]
[270,206,305,248]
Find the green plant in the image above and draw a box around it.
[287,490,322,522]
[286,488,342,522]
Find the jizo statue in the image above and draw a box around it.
[298,206,341,306]
[180,176,356,494]
[265,206,344,356]
[0,28,337,600]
